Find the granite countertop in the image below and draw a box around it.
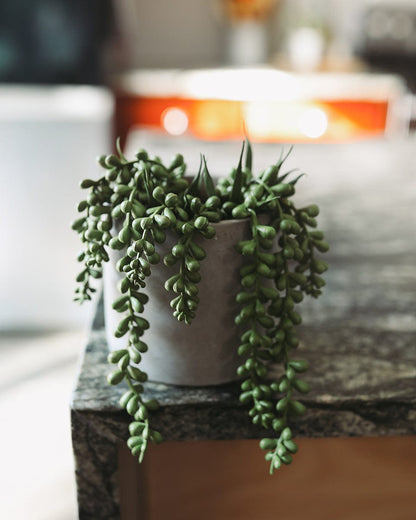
[71,136,416,442]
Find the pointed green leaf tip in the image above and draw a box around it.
[187,155,203,197]
[230,141,245,204]
[245,136,252,171]
[187,155,216,200]
[202,156,216,198]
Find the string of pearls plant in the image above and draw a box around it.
[73,139,328,474]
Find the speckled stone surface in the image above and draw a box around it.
[71,137,416,519]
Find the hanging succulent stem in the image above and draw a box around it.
[73,140,328,473]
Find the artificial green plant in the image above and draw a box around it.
[73,139,328,474]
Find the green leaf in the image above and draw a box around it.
[280,453,293,465]
[292,379,311,394]
[230,141,245,204]
[108,349,128,364]
[305,204,320,217]
[277,145,293,170]
[236,240,256,256]
[71,217,86,231]
[270,183,294,196]
[145,399,160,411]
[232,204,250,219]
[202,156,216,198]
[245,137,252,171]
[289,172,306,186]
[187,156,203,197]
[241,273,256,288]
[276,168,298,183]
[142,166,152,202]
[169,153,184,171]
[127,366,148,382]
[272,418,286,432]
[126,395,140,415]
[288,359,309,372]
[289,400,307,416]
[259,438,277,450]
[239,391,253,404]
[116,316,131,335]
[261,165,279,185]
[76,270,87,283]
[312,259,328,274]
[127,346,142,363]
[112,295,130,311]
[127,436,144,449]
[129,422,145,436]
[120,390,135,409]
[256,225,277,240]
[194,216,208,230]
[107,369,125,385]
[118,226,131,244]
[283,439,298,453]
[189,242,206,260]
[131,444,145,458]
[80,179,96,189]
[116,137,127,161]
[150,430,163,445]
[314,240,330,253]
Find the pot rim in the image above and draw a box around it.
[210,217,250,227]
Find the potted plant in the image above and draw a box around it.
[72,139,328,474]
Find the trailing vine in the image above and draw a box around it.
[73,139,328,473]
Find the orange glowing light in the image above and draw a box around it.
[113,70,403,146]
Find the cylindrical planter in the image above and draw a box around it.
[104,218,252,386]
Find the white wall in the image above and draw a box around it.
[0,87,114,330]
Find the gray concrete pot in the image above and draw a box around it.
[104,218,252,386]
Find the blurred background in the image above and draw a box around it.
[1,0,415,518]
